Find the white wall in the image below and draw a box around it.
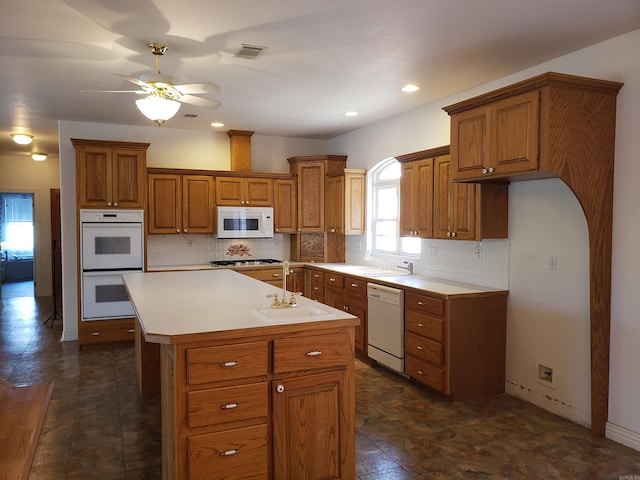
[0,153,60,297]
[330,30,640,448]
[57,121,325,341]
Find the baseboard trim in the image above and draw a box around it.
[607,422,640,452]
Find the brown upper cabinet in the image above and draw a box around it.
[73,138,148,209]
[148,172,215,234]
[215,176,273,206]
[327,169,366,235]
[273,178,297,234]
[289,159,329,232]
[397,146,508,241]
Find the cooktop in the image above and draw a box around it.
[209,258,282,267]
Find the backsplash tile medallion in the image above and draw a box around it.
[226,243,251,257]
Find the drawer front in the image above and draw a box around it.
[241,268,283,283]
[311,284,325,302]
[405,354,444,392]
[405,332,443,366]
[405,310,444,342]
[188,424,268,480]
[310,270,325,283]
[273,332,351,374]
[188,382,269,428]
[405,292,444,317]
[79,319,135,345]
[325,273,345,289]
[344,276,366,297]
[187,341,268,385]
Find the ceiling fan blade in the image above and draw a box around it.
[179,95,221,108]
[116,73,152,89]
[80,89,147,94]
[174,82,221,95]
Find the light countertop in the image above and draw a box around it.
[123,269,357,344]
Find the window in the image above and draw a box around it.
[367,158,420,256]
[0,193,34,258]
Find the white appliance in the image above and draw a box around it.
[367,283,405,374]
[217,206,274,238]
[80,209,144,320]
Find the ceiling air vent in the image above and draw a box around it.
[234,44,267,60]
[183,113,198,118]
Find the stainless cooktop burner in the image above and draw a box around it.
[209,258,283,267]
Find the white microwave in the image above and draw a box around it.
[217,206,274,238]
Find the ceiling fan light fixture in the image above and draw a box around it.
[11,133,34,145]
[31,152,47,161]
[135,94,181,126]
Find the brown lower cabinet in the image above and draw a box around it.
[161,327,356,480]
[324,273,368,355]
[239,266,304,292]
[79,318,135,345]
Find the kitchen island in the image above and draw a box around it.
[123,269,359,480]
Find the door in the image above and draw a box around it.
[272,370,347,480]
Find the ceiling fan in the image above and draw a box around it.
[92,42,221,125]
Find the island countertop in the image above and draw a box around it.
[123,269,358,344]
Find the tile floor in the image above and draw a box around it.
[1,290,639,479]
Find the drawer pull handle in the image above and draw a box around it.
[329,278,336,282]
[128,329,135,333]
[91,332,100,336]
[219,361,239,367]
[351,283,358,287]
[417,323,424,327]
[221,402,240,410]
[416,345,424,350]
[220,449,239,456]
[306,350,322,357]
[343,306,350,312]
[272,273,280,277]
[417,370,425,375]
[417,301,425,306]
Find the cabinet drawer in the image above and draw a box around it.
[273,333,351,374]
[188,424,268,480]
[187,341,268,385]
[188,382,268,428]
[405,354,444,392]
[344,277,366,297]
[405,292,444,317]
[310,270,325,283]
[241,268,283,283]
[405,332,443,366]
[405,310,444,342]
[79,318,135,345]
[325,273,344,289]
[311,282,325,302]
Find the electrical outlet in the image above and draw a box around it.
[547,255,558,271]
[429,246,437,258]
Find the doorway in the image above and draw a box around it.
[0,192,35,299]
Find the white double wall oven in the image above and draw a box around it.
[80,209,144,321]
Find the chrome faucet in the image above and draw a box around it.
[267,260,301,308]
[397,261,414,275]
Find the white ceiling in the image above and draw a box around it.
[1,0,639,159]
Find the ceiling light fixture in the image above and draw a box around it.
[343,111,359,117]
[135,91,181,126]
[401,84,420,93]
[210,122,225,128]
[31,153,47,161]
[11,133,34,145]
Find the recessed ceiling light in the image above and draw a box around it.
[210,122,225,128]
[31,153,47,161]
[343,111,359,117]
[11,133,34,145]
[401,84,420,93]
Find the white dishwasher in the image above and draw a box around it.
[367,283,405,374]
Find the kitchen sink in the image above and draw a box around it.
[251,305,337,323]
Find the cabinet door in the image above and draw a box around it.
[326,175,344,233]
[273,179,297,233]
[296,162,325,232]
[490,90,540,176]
[399,162,416,236]
[215,177,244,205]
[111,148,146,208]
[400,159,433,238]
[148,174,182,234]
[450,107,488,181]
[182,175,215,234]
[273,370,348,480]
[77,146,113,207]
[244,178,273,206]
[434,156,476,240]
[344,170,365,235]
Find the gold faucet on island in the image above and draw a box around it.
[266,260,302,308]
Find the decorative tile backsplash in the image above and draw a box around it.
[147,234,290,267]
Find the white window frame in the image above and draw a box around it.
[366,158,420,258]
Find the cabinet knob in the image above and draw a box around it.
[447,232,452,237]
[184,228,188,233]
[451,232,457,237]
[107,202,112,206]
[176,229,180,233]
[488,167,494,173]
[276,384,285,393]
[113,202,118,207]
[482,168,488,174]
[343,305,350,312]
